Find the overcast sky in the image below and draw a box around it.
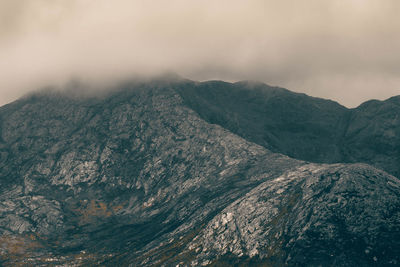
[1,0,399,107]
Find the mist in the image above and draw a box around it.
[1,0,399,107]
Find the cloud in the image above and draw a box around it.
[0,0,399,107]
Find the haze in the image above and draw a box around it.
[1,0,399,107]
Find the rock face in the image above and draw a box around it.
[0,78,399,266]
[189,164,400,266]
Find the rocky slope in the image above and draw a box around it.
[0,78,399,266]
[176,80,400,177]
[188,164,400,266]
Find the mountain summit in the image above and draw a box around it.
[0,78,399,266]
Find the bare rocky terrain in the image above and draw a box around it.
[0,78,399,266]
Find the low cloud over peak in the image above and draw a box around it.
[1,0,399,107]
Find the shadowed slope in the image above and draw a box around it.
[176,80,400,177]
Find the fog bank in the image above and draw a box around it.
[1,0,399,107]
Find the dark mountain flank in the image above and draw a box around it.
[0,78,399,266]
[176,80,400,177]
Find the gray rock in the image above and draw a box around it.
[0,78,398,266]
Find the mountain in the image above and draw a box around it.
[176,80,400,177]
[0,78,399,266]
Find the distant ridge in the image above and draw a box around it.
[176,79,400,177]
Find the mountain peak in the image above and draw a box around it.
[0,78,399,266]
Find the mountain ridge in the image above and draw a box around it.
[174,79,400,177]
[0,78,399,266]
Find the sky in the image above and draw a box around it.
[0,0,399,107]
